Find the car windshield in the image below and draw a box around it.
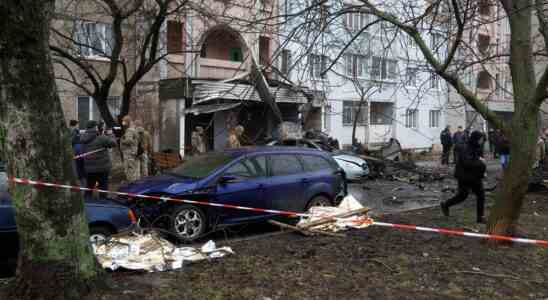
[167,153,234,179]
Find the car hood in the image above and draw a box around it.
[117,174,200,196]
[333,154,366,165]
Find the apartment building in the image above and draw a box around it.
[53,0,314,155]
[278,1,448,150]
[446,1,514,134]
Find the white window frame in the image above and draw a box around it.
[76,96,121,127]
[429,110,441,128]
[371,56,397,81]
[345,8,369,32]
[406,67,418,87]
[310,54,327,79]
[430,73,439,89]
[345,53,368,78]
[74,21,113,59]
[342,101,367,126]
[405,109,418,128]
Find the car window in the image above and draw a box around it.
[225,162,254,178]
[225,158,266,179]
[269,155,303,176]
[300,155,333,172]
[168,152,234,179]
[250,156,267,177]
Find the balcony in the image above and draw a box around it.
[199,57,247,79]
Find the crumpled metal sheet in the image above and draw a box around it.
[92,233,233,272]
[297,195,373,232]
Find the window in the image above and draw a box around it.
[370,102,393,125]
[429,110,441,128]
[309,54,327,79]
[167,20,184,54]
[270,155,303,176]
[371,56,397,80]
[300,155,333,172]
[405,109,418,128]
[407,35,416,48]
[430,73,439,89]
[342,101,367,126]
[344,54,368,78]
[477,71,491,89]
[229,48,243,62]
[74,21,113,57]
[224,158,264,179]
[281,49,292,76]
[479,0,490,16]
[77,96,120,128]
[431,32,444,51]
[345,7,369,32]
[464,70,473,86]
[406,68,418,87]
[259,36,271,66]
[478,34,490,55]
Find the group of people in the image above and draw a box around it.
[439,125,471,165]
[439,127,548,224]
[190,124,245,155]
[70,115,152,196]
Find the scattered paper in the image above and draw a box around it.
[93,232,233,272]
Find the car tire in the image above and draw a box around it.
[306,195,333,210]
[171,204,207,243]
[89,225,113,245]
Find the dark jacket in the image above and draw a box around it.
[496,134,510,155]
[454,131,486,182]
[71,128,81,145]
[80,130,116,174]
[440,129,453,147]
[453,131,467,148]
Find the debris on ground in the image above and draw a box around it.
[93,232,233,272]
[296,195,373,232]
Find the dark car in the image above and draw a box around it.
[118,147,347,242]
[0,170,136,258]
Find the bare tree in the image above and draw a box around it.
[51,0,190,126]
[0,0,102,298]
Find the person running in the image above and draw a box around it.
[440,130,487,224]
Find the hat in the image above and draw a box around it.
[86,120,98,129]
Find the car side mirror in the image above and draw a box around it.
[219,175,238,185]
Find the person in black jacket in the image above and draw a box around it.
[452,126,466,164]
[440,126,453,165]
[80,120,117,197]
[440,130,487,223]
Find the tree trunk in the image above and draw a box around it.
[487,1,539,235]
[352,98,366,146]
[0,1,102,299]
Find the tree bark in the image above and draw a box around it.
[352,95,367,146]
[0,1,102,299]
[487,0,540,235]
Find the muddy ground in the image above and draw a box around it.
[2,161,547,299]
[3,192,546,299]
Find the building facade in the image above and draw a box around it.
[278,1,448,150]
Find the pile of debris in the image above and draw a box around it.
[93,232,233,272]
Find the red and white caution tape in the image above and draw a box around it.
[73,148,106,160]
[371,221,548,247]
[8,177,308,217]
[7,177,548,247]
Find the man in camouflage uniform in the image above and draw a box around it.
[120,115,140,182]
[226,125,244,149]
[135,120,152,178]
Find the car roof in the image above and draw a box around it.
[223,146,327,157]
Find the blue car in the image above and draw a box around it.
[0,170,136,258]
[118,147,347,242]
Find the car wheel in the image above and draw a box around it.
[171,205,207,242]
[89,225,113,245]
[306,195,332,210]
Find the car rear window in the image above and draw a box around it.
[168,153,234,179]
[269,154,303,176]
[300,155,333,172]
